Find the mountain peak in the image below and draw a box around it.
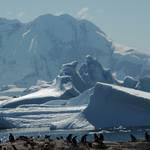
[32,13,76,24]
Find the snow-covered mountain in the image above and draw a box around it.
[0,14,114,87]
[0,14,150,87]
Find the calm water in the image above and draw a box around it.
[0,127,150,143]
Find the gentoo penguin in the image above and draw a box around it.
[81,134,88,144]
[130,134,137,142]
[9,133,15,142]
[66,134,72,143]
[72,136,77,146]
[145,132,150,141]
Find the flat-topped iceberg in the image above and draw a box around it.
[84,82,150,129]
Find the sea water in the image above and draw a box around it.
[0,127,150,143]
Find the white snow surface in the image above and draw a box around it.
[1,80,150,130]
[1,83,65,108]
[0,104,93,129]
[0,87,93,129]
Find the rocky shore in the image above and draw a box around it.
[1,139,150,150]
[1,133,150,150]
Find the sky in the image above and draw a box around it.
[0,0,150,53]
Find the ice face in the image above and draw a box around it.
[84,82,150,129]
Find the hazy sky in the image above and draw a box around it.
[0,0,150,53]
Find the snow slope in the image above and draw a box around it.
[84,82,150,129]
[0,105,93,129]
[1,76,79,108]
[0,88,93,129]
[1,79,150,129]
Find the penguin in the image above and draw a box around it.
[81,134,88,144]
[99,133,104,142]
[145,132,150,141]
[93,133,99,143]
[45,135,51,139]
[56,137,60,140]
[9,133,15,142]
[45,135,52,142]
[66,134,72,143]
[16,136,28,141]
[130,134,137,142]
[72,136,77,146]
[94,133,105,148]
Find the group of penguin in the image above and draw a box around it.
[65,133,104,147]
[130,132,150,142]
[8,131,150,142]
[3,131,150,149]
[7,132,105,149]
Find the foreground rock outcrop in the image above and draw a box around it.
[1,137,150,150]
